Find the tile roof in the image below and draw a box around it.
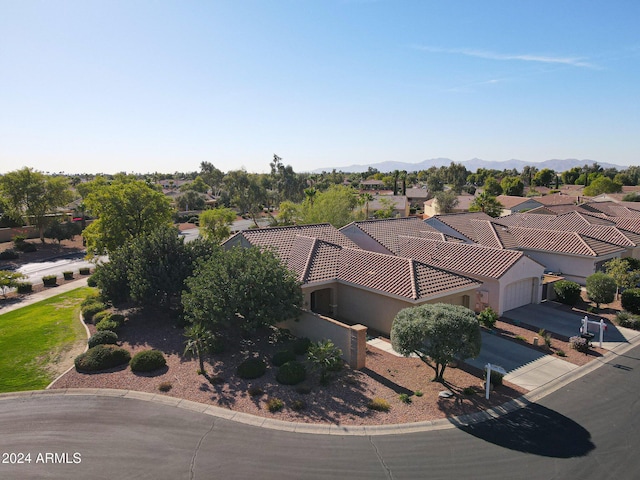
[581,201,640,217]
[337,248,480,300]
[495,195,540,209]
[396,236,529,279]
[533,194,581,206]
[429,212,494,242]
[341,217,446,254]
[291,237,480,300]
[505,227,624,257]
[227,224,360,262]
[233,226,479,301]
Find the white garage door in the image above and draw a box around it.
[504,278,534,312]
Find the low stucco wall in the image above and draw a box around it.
[0,226,38,243]
[277,310,367,369]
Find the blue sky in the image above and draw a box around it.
[1,1,639,175]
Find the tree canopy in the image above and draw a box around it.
[390,303,481,382]
[586,272,616,309]
[199,207,236,242]
[82,180,174,256]
[0,168,73,242]
[469,192,503,217]
[182,246,302,333]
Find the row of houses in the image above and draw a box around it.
[222,200,640,346]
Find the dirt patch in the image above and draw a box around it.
[52,312,527,425]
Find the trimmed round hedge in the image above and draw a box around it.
[81,301,108,323]
[553,280,582,306]
[271,349,296,367]
[622,288,640,315]
[292,337,311,355]
[130,350,167,372]
[88,330,118,348]
[276,361,306,385]
[237,357,267,379]
[74,345,131,372]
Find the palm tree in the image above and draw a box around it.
[183,323,215,379]
[359,192,374,219]
[469,192,504,218]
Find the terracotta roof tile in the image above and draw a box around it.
[429,212,494,242]
[396,236,528,279]
[342,217,443,253]
[506,226,624,257]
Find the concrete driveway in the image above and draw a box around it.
[503,303,640,352]
[465,331,579,390]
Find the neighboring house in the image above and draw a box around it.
[405,188,430,209]
[425,212,626,284]
[359,179,385,190]
[340,217,455,255]
[423,194,476,217]
[223,224,480,335]
[495,195,543,215]
[395,236,545,314]
[368,195,410,218]
[533,193,582,207]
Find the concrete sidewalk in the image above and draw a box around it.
[0,277,89,315]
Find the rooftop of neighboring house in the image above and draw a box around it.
[425,211,494,242]
[405,187,430,200]
[395,236,534,279]
[285,236,481,300]
[340,217,454,254]
[223,223,360,263]
[532,193,582,206]
[495,195,543,209]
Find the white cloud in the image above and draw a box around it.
[415,46,596,68]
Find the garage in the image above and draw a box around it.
[503,278,535,312]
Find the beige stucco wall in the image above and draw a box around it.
[522,250,621,285]
[277,310,366,368]
[335,283,476,335]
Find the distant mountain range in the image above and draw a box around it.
[311,158,627,174]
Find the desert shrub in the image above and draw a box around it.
[63,271,74,280]
[292,337,312,355]
[88,330,118,348]
[399,393,412,404]
[367,397,391,412]
[556,350,566,357]
[484,370,504,387]
[130,350,167,372]
[92,310,112,324]
[81,301,107,323]
[16,282,32,294]
[110,313,125,325]
[158,381,172,392]
[271,349,296,367]
[553,280,582,306]
[569,336,589,353]
[87,275,98,287]
[414,390,423,397]
[74,345,131,372]
[276,361,307,385]
[0,249,19,260]
[290,400,306,411]
[478,307,498,329]
[266,397,284,413]
[95,316,123,333]
[248,386,264,397]
[42,275,57,286]
[617,312,640,330]
[621,288,640,314]
[307,339,343,383]
[237,357,267,379]
[79,267,91,275]
[514,335,528,343]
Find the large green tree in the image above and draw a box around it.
[182,246,302,333]
[0,168,73,242]
[483,176,502,196]
[586,272,616,309]
[300,185,358,228]
[434,191,459,214]
[390,303,481,382]
[82,180,174,256]
[199,207,236,242]
[500,176,524,196]
[469,192,503,217]
[583,176,623,196]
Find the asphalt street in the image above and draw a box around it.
[1,343,639,480]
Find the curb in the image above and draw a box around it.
[46,311,91,390]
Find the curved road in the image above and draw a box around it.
[1,345,639,479]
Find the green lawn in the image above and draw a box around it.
[0,287,94,393]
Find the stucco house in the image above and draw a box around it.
[223,223,480,335]
[495,195,543,215]
[395,236,545,314]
